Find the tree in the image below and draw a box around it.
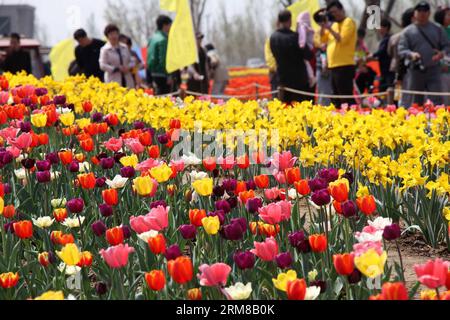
[86,13,100,39]
[104,0,160,47]
[190,0,208,32]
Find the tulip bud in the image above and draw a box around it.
[120,166,135,178]
[91,220,107,237]
[179,224,197,240]
[68,161,79,173]
[341,200,358,218]
[99,204,113,217]
[164,244,182,261]
[276,252,293,269]
[187,288,202,300]
[36,171,51,183]
[383,223,401,241]
[311,189,331,206]
[95,282,108,296]
[67,198,84,214]
[233,251,255,270]
[215,200,231,214]
[348,269,362,284]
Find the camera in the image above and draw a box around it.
[313,9,335,24]
[407,58,426,72]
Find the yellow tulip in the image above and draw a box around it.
[192,178,213,197]
[0,197,4,215]
[272,270,297,292]
[444,207,450,222]
[76,118,91,130]
[133,176,157,197]
[35,290,65,300]
[354,249,387,279]
[120,155,139,168]
[31,113,47,128]
[56,243,82,266]
[59,112,75,127]
[201,216,220,235]
[150,163,173,183]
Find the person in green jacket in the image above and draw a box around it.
[147,15,172,94]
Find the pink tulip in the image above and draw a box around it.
[278,200,292,220]
[104,137,123,152]
[130,215,154,234]
[6,146,20,158]
[145,206,169,232]
[271,151,297,172]
[0,127,19,141]
[273,171,287,184]
[125,138,145,154]
[414,258,450,289]
[7,132,32,150]
[197,263,232,287]
[0,92,9,104]
[218,156,235,171]
[352,241,383,257]
[251,237,279,261]
[100,244,135,269]
[170,159,185,172]
[136,158,160,172]
[258,203,283,225]
[264,187,282,201]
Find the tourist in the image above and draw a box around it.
[371,19,395,92]
[187,32,209,95]
[99,24,134,88]
[205,44,229,96]
[434,6,450,105]
[270,10,313,103]
[120,34,144,89]
[398,1,449,107]
[73,29,105,81]
[0,33,32,75]
[319,0,357,107]
[147,15,173,95]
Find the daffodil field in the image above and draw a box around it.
[0,72,448,301]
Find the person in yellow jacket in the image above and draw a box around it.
[319,1,357,107]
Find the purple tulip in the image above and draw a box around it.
[179,224,197,240]
[68,161,79,173]
[164,244,182,261]
[3,183,11,195]
[91,112,104,123]
[36,170,51,183]
[114,152,126,164]
[21,158,35,169]
[95,282,108,295]
[150,200,167,209]
[341,200,358,218]
[233,251,255,270]
[215,200,231,214]
[35,88,48,96]
[157,134,169,145]
[348,269,362,284]
[246,197,263,214]
[67,198,84,214]
[4,221,15,234]
[20,121,32,133]
[45,152,59,165]
[53,95,66,105]
[121,225,131,239]
[318,168,339,183]
[213,185,225,197]
[227,196,238,209]
[92,220,107,236]
[222,179,237,193]
[342,171,354,185]
[120,166,135,178]
[21,97,32,106]
[288,231,306,248]
[36,160,51,171]
[100,158,115,170]
[96,177,107,188]
[221,219,246,241]
[308,178,328,192]
[0,151,13,165]
[276,252,293,269]
[310,280,327,293]
[99,204,113,217]
[134,121,145,130]
[311,189,331,206]
[246,179,257,191]
[383,223,401,241]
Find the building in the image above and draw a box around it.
[0,5,35,38]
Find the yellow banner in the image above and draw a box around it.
[288,0,321,31]
[49,38,75,82]
[160,0,198,73]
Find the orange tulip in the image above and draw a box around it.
[168,256,193,284]
[309,234,327,253]
[106,227,124,246]
[189,209,207,227]
[82,101,93,113]
[333,253,355,275]
[333,200,343,214]
[102,189,119,206]
[202,157,216,172]
[148,234,166,255]
[53,208,68,223]
[148,145,160,159]
[294,180,310,196]
[235,181,247,195]
[77,251,93,268]
[80,138,94,152]
[287,279,307,300]
[380,282,409,300]
[187,288,202,300]
[329,180,349,202]
[139,131,152,146]
[285,167,301,184]
[78,173,96,190]
[13,220,33,239]
[239,190,255,205]
[106,113,119,126]
[356,195,377,216]
[254,175,269,189]
[50,231,75,245]
[2,205,15,219]
[38,133,49,146]
[145,270,166,291]
[58,150,73,165]
[0,272,19,289]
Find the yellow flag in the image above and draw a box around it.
[160,0,198,73]
[288,0,321,32]
[49,38,75,81]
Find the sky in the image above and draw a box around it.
[0,0,254,45]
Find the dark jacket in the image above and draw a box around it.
[270,27,313,89]
[373,34,392,76]
[0,49,31,75]
[75,38,105,81]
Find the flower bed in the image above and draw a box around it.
[0,73,448,300]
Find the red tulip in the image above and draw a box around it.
[309,234,327,253]
[106,227,124,246]
[145,270,166,291]
[287,279,307,300]
[168,256,193,284]
[13,220,33,239]
[333,253,354,275]
[148,234,166,255]
[254,175,269,189]
[356,195,376,216]
[102,189,119,206]
[380,282,409,300]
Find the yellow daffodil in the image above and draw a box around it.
[354,249,387,279]
[56,243,82,266]
[120,155,139,168]
[201,216,220,235]
[443,207,450,222]
[35,290,65,300]
[272,270,297,292]
[31,113,47,127]
[192,178,213,197]
[150,163,173,183]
